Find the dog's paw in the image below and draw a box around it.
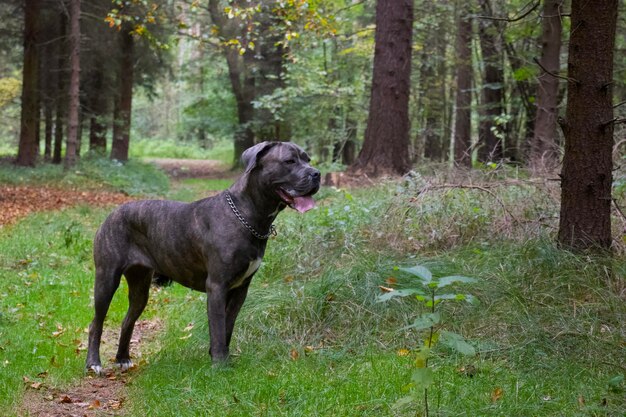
[116,359,135,372]
[86,365,103,376]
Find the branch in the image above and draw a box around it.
[601,117,626,128]
[415,183,518,224]
[613,100,626,109]
[474,0,540,22]
[533,57,579,84]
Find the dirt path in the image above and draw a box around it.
[21,319,163,417]
[144,158,234,179]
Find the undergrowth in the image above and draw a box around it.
[0,169,624,416]
[0,155,169,196]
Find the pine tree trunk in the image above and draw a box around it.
[453,3,472,168]
[110,26,133,162]
[530,0,562,171]
[477,0,504,162]
[351,0,413,177]
[88,63,107,154]
[16,0,41,167]
[557,0,618,250]
[64,0,80,169]
[52,12,67,165]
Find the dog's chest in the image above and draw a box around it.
[230,258,262,289]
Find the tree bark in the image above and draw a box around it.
[64,0,80,169]
[16,0,41,166]
[477,0,505,162]
[557,0,618,250]
[88,63,107,154]
[52,11,67,165]
[110,25,134,162]
[530,0,562,171]
[453,3,472,168]
[351,0,413,177]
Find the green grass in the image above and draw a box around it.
[167,177,235,201]
[130,138,234,163]
[0,172,624,416]
[0,155,169,196]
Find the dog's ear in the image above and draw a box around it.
[241,141,278,173]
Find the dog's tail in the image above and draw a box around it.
[152,273,173,287]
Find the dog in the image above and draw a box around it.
[85,141,320,374]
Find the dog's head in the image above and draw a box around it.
[242,141,320,212]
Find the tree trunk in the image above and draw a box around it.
[16,0,41,166]
[52,12,67,165]
[208,0,256,166]
[453,3,472,168]
[64,0,80,169]
[530,0,562,171]
[504,41,536,163]
[477,0,504,162]
[557,0,618,250]
[110,26,133,162]
[351,0,413,177]
[88,63,107,154]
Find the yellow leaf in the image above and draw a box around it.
[396,348,410,357]
[491,387,504,402]
[290,349,299,360]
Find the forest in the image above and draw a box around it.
[0,0,625,416]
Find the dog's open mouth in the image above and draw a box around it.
[276,188,316,213]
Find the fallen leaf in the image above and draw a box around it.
[88,399,101,409]
[109,400,123,410]
[284,275,294,283]
[59,395,73,404]
[385,277,398,286]
[578,394,585,406]
[290,349,299,360]
[491,387,503,402]
[29,382,42,390]
[378,286,394,293]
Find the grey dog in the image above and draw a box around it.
[85,141,320,374]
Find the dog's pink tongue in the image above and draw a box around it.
[292,196,315,213]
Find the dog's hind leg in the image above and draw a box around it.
[115,265,153,371]
[86,265,123,375]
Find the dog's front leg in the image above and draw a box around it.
[206,280,229,364]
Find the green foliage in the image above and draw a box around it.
[0,77,20,108]
[129,137,234,163]
[0,156,169,196]
[378,264,478,415]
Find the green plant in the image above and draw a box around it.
[378,264,478,416]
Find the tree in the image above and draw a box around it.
[453,1,472,168]
[110,24,134,162]
[530,0,562,171]
[557,0,618,250]
[16,0,41,166]
[64,0,80,168]
[350,0,413,177]
[476,0,505,162]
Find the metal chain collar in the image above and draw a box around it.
[225,191,276,240]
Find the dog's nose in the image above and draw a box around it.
[311,170,321,182]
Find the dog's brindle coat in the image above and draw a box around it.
[86,142,320,374]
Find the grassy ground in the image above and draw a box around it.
[0,168,624,416]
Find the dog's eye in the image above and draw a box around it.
[284,159,296,164]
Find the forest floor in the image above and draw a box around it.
[10,158,369,416]
[0,158,229,227]
[10,158,227,416]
